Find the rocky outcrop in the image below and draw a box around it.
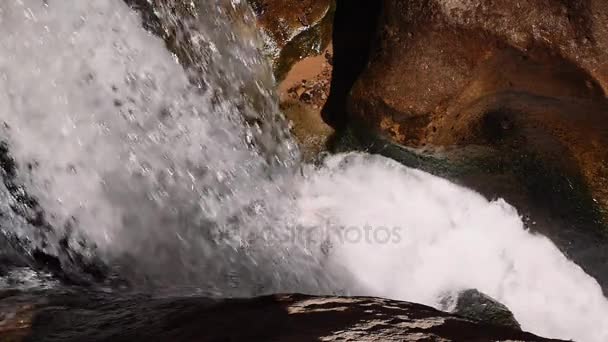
[344,0,608,229]
[326,0,608,291]
[0,292,563,342]
[278,47,335,161]
[247,0,335,81]
[443,289,521,330]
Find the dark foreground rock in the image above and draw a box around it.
[0,291,564,342]
[346,0,608,227]
[444,289,521,330]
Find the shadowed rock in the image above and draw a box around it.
[327,0,608,294]
[0,291,565,342]
[442,289,521,330]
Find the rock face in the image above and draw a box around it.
[329,0,608,291]
[322,0,384,129]
[278,47,335,161]
[247,0,335,81]
[244,0,337,160]
[346,0,608,228]
[1,292,563,342]
[445,289,521,330]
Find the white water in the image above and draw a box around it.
[0,0,311,291]
[1,0,608,341]
[300,154,608,341]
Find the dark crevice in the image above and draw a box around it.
[322,0,383,130]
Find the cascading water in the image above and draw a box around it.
[0,0,323,294]
[1,0,608,341]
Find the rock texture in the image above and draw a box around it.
[123,0,296,164]
[248,0,335,80]
[447,289,521,330]
[245,0,337,160]
[127,0,336,161]
[346,0,608,228]
[279,47,335,161]
[0,292,564,342]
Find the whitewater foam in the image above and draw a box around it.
[298,153,608,341]
[0,0,311,292]
[1,1,608,341]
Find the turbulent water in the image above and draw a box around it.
[1,0,608,341]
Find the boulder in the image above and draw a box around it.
[441,289,521,330]
[345,0,608,228]
[1,291,563,342]
[327,0,608,291]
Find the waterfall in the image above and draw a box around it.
[0,0,607,341]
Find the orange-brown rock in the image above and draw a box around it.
[347,0,608,225]
[248,0,335,80]
[279,47,335,160]
[246,0,336,160]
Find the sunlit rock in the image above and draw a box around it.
[345,0,608,228]
[247,0,335,81]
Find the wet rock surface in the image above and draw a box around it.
[247,0,335,81]
[443,289,521,330]
[279,47,335,161]
[327,0,608,293]
[345,0,608,227]
[0,291,563,342]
